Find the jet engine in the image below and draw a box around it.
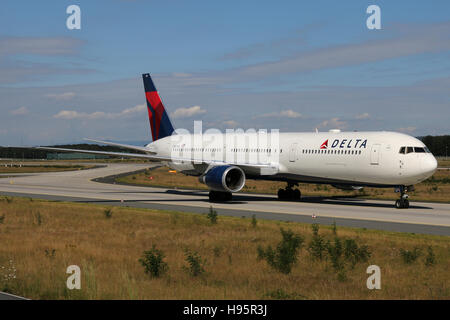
[200,165,246,193]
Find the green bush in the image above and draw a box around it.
[332,221,337,236]
[34,211,42,226]
[104,208,113,219]
[213,246,222,257]
[400,247,421,264]
[184,249,206,277]
[424,246,436,267]
[326,237,347,281]
[206,206,218,224]
[308,224,326,261]
[139,245,168,278]
[343,239,371,268]
[45,248,56,258]
[327,237,344,271]
[251,214,257,228]
[257,228,304,274]
[311,223,319,237]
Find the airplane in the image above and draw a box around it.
[37,73,438,209]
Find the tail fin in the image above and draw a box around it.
[142,73,175,141]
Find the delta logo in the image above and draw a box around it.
[320,139,368,149]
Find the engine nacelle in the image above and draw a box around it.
[200,165,246,193]
[332,184,364,191]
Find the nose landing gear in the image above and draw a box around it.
[395,186,410,209]
[278,182,301,201]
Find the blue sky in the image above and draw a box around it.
[0,0,449,145]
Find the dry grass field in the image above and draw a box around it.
[117,165,450,203]
[0,164,96,174]
[0,196,449,300]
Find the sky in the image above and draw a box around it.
[0,0,449,146]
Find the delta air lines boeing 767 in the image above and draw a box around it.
[38,74,438,208]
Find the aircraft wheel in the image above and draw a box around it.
[403,199,409,208]
[293,189,301,200]
[395,199,409,209]
[278,188,286,200]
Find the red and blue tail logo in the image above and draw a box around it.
[142,73,175,141]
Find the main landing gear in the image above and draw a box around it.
[209,190,232,202]
[277,182,301,201]
[395,186,410,209]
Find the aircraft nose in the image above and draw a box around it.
[420,155,438,176]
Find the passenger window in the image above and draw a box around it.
[406,147,414,154]
[399,147,405,154]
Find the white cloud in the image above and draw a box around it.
[398,126,416,133]
[170,105,206,118]
[279,110,302,118]
[10,106,29,115]
[355,112,370,120]
[256,109,302,119]
[317,117,348,130]
[121,104,146,115]
[0,36,85,57]
[45,92,76,100]
[53,104,146,120]
[53,110,101,120]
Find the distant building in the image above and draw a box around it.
[46,152,110,160]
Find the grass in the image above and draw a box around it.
[117,166,450,203]
[438,159,450,168]
[0,196,449,299]
[0,164,96,174]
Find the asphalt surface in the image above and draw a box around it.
[0,292,28,300]
[0,163,449,236]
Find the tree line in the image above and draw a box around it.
[0,144,144,159]
[419,135,450,157]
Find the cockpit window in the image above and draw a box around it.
[400,146,431,154]
[414,147,426,153]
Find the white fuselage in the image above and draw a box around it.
[147,131,437,188]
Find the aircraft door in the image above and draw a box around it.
[370,144,380,165]
[289,143,298,162]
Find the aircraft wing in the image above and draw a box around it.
[35,146,166,161]
[35,146,278,173]
[83,138,154,153]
